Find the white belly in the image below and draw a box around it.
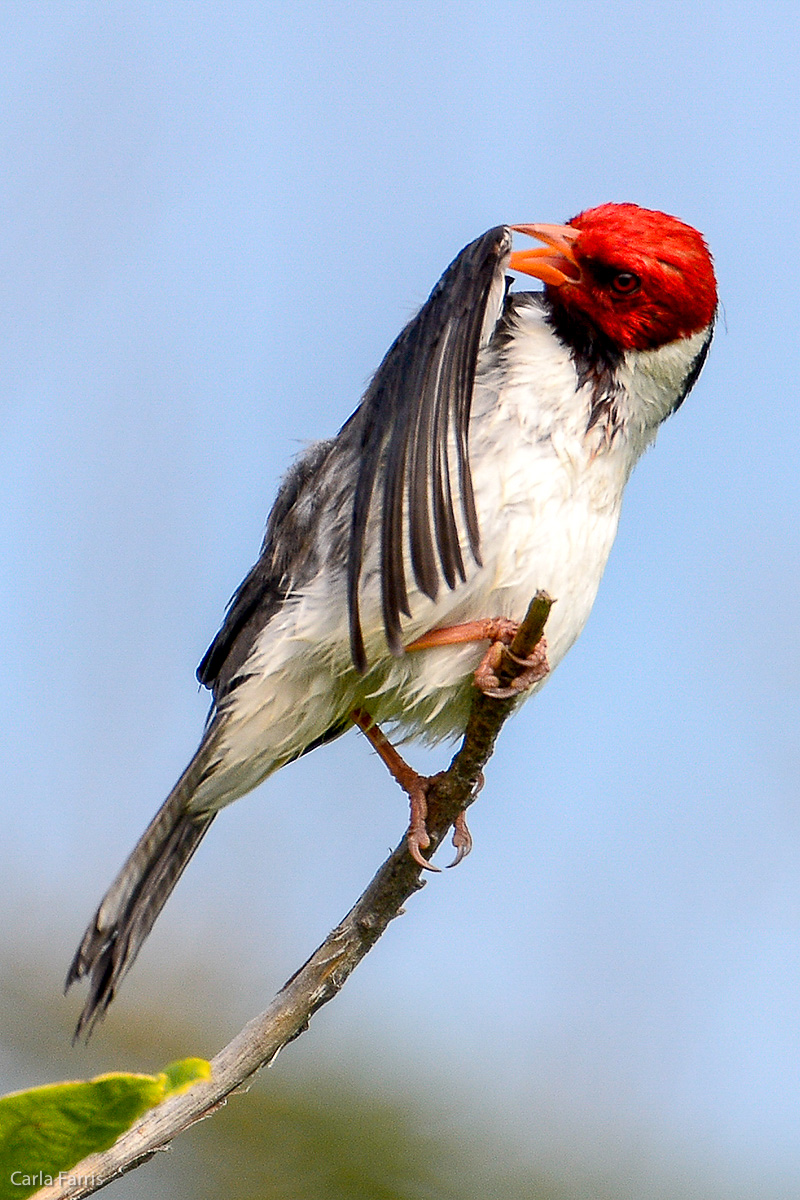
[186,305,699,814]
[356,397,626,743]
[195,413,628,815]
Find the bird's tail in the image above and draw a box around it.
[66,741,220,1041]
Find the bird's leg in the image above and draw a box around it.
[351,617,548,870]
[406,617,550,699]
[351,708,467,871]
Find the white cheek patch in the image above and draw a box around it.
[618,325,712,441]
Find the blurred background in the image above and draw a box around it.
[1,2,798,1196]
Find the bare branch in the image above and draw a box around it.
[34,593,553,1200]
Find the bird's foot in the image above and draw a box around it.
[351,708,472,870]
[474,632,549,698]
[406,616,550,699]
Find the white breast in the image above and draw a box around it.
[193,303,686,811]
[355,303,633,742]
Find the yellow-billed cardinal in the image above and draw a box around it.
[67,203,717,1036]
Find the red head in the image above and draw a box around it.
[509,202,717,352]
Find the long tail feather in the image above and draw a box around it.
[66,745,220,1040]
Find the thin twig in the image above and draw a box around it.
[33,593,553,1200]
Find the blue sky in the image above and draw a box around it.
[1,2,799,1194]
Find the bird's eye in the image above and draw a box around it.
[610,271,641,295]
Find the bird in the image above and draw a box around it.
[66,202,718,1037]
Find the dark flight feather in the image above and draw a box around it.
[346,225,511,671]
[197,227,511,693]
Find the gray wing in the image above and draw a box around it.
[198,225,512,691]
[196,436,339,699]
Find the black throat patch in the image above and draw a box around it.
[543,299,625,439]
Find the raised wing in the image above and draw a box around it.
[198,225,512,695]
[345,225,512,671]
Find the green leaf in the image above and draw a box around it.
[159,1057,211,1097]
[0,1057,211,1199]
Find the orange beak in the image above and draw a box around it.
[509,223,582,286]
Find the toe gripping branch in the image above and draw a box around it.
[353,591,554,872]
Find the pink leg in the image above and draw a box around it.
[406,616,520,651]
[406,617,550,699]
[351,708,472,870]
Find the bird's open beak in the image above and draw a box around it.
[509,223,582,286]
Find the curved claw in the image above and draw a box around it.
[474,637,549,698]
[504,645,544,669]
[407,785,442,872]
[478,672,536,698]
[408,834,441,872]
[478,670,545,699]
[447,810,473,868]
